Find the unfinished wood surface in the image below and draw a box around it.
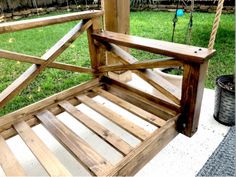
[0,19,92,109]
[0,49,93,73]
[104,43,181,104]
[93,87,166,127]
[0,135,26,176]
[105,116,179,176]
[177,61,209,137]
[98,58,182,72]
[36,110,113,176]
[76,95,150,141]
[92,31,216,63]
[13,121,72,177]
[0,78,100,133]
[59,101,133,155]
[0,10,103,34]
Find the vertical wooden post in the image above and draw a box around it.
[102,0,132,82]
[87,17,103,77]
[177,61,209,137]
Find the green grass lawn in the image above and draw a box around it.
[0,11,234,116]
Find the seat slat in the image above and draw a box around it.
[13,121,72,177]
[0,135,26,176]
[93,88,166,127]
[36,110,113,176]
[59,101,133,155]
[76,95,151,141]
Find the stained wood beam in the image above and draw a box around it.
[98,58,182,72]
[0,49,94,73]
[36,110,113,176]
[102,43,181,104]
[13,121,72,176]
[0,19,92,108]
[0,10,103,34]
[92,31,216,63]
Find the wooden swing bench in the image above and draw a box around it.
[0,10,215,176]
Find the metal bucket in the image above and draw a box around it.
[213,75,235,126]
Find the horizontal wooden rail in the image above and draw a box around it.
[98,58,182,72]
[0,19,92,109]
[0,10,103,34]
[0,49,93,73]
[92,31,216,63]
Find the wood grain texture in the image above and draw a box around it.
[0,10,103,34]
[0,135,26,176]
[13,121,72,177]
[0,78,100,133]
[0,19,92,109]
[102,76,180,116]
[76,95,151,141]
[0,49,93,73]
[59,101,133,155]
[177,61,209,137]
[102,43,181,104]
[105,116,179,176]
[36,110,113,176]
[98,57,182,72]
[92,31,216,63]
[93,87,166,127]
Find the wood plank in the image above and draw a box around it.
[0,49,93,73]
[102,43,181,104]
[102,76,180,114]
[92,31,216,63]
[0,78,100,133]
[98,58,182,72]
[76,95,151,141]
[36,110,113,176]
[0,10,103,34]
[13,121,72,177]
[0,19,92,109]
[105,116,179,176]
[177,61,209,137]
[0,135,26,176]
[93,87,166,127]
[59,101,133,155]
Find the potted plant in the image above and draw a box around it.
[213,74,235,126]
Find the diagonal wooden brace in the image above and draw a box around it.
[0,19,92,108]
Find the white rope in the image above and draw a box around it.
[208,0,225,51]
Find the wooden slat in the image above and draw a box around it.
[98,58,182,72]
[0,19,92,109]
[36,110,113,176]
[92,31,216,63]
[102,76,180,115]
[0,135,26,176]
[0,49,93,73]
[0,78,100,133]
[13,121,72,177]
[0,10,103,34]
[105,43,181,104]
[76,95,150,141]
[105,116,179,176]
[59,101,133,155]
[93,87,166,127]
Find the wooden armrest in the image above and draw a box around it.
[92,31,216,63]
